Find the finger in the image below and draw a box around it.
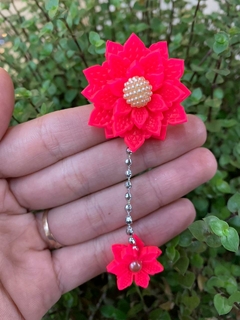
[36,147,216,246]
[52,198,195,293]
[0,68,14,140]
[10,115,207,210]
[0,180,26,214]
[0,105,105,178]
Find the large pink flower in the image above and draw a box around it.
[107,235,163,290]
[82,33,191,152]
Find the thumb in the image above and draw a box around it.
[0,68,14,140]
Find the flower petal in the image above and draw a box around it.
[139,246,162,261]
[106,40,123,59]
[109,79,125,97]
[107,260,128,276]
[152,125,168,141]
[165,58,184,79]
[89,108,113,128]
[142,260,164,275]
[134,235,145,249]
[112,244,127,261]
[140,50,164,75]
[157,81,185,106]
[92,86,118,109]
[134,271,150,288]
[105,127,114,138]
[143,112,162,135]
[131,107,149,129]
[108,54,131,78]
[114,98,132,116]
[83,65,110,87]
[176,82,192,102]
[117,270,134,290]
[145,73,164,91]
[123,33,149,63]
[124,127,145,152]
[126,61,145,78]
[164,104,187,125]
[150,41,169,60]
[147,94,168,112]
[113,114,134,136]
[81,85,96,101]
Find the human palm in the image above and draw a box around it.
[0,69,217,319]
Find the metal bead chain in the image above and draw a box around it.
[125,147,136,245]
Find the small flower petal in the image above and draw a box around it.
[152,125,168,141]
[106,40,123,59]
[165,59,184,79]
[112,244,128,261]
[123,33,149,62]
[150,41,169,60]
[145,73,164,91]
[124,127,145,152]
[109,79,126,97]
[157,81,185,106]
[113,114,134,136]
[81,85,96,100]
[147,94,168,112]
[143,112,162,135]
[88,108,113,128]
[107,260,128,276]
[114,98,132,115]
[83,65,110,87]
[142,260,164,275]
[131,107,149,129]
[139,246,162,261]
[126,61,145,78]
[140,50,164,75]
[117,271,134,290]
[133,234,145,249]
[92,86,118,109]
[105,127,114,138]
[164,104,187,125]
[134,271,150,288]
[108,54,130,79]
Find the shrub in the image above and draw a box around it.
[1,0,240,318]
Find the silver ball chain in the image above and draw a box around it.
[125,147,136,246]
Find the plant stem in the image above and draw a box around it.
[186,0,201,62]
[189,49,212,82]
[64,21,88,68]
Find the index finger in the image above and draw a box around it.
[0,104,106,178]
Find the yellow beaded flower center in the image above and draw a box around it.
[123,76,152,108]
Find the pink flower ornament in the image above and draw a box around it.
[107,235,164,290]
[82,33,191,152]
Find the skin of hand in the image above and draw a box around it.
[0,68,217,320]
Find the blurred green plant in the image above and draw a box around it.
[1,0,240,318]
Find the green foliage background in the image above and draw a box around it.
[1,0,240,318]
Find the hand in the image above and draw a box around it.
[0,68,217,320]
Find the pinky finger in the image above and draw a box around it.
[52,198,195,294]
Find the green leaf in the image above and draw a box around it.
[178,271,195,288]
[213,32,229,54]
[214,294,232,315]
[182,295,200,312]
[179,230,192,247]
[216,180,231,193]
[220,227,239,252]
[127,303,143,317]
[100,305,117,318]
[64,89,78,103]
[174,256,189,275]
[228,291,240,305]
[209,219,229,236]
[227,192,240,213]
[189,220,209,241]
[15,88,32,99]
[89,31,101,45]
[41,43,53,56]
[40,22,54,37]
[45,0,59,11]
[191,88,202,101]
